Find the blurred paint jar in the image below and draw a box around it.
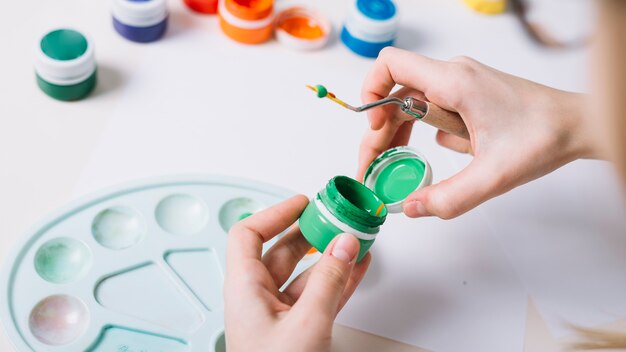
[299,147,432,262]
[219,0,274,44]
[35,29,97,101]
[275,7,331,50]
[463,0,506,15]
[341,0,399,58]
[184,0,218,14]
[112,0,168,43]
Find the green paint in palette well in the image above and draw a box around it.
[40,29,88,60]
[34,237,92,284]
[238,212,253,221]
[373,158,425,204]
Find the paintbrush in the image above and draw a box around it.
[306,84,470,140]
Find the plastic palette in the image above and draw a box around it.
[0,175,319,351]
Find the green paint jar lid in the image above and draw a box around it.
[35,28,96,86]
[363,146,432,213]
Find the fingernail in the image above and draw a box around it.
[331,234,358,263]
[406,201,429,218]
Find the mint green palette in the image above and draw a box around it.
[35,29,97,101]
[0,176,318,351]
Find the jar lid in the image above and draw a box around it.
[357,0,396,20]
[224,0,273,21]
[275,7,331,50]
[363,146,432,213]
[345,0,399,42]
[34,29,96,85]
[112,0,168,28]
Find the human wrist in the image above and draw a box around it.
[553,91,601,161]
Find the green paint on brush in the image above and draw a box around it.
[373,158,425,204]
[315,84,328,98]
[40,29,88,61]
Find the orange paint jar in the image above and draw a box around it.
[218,0,274,44]
[183,0,218,14]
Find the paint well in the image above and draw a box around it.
[29,295,89,345]
[87,326,189,351]
[213,332,226,352]
[95,263,204,333]
[34,237,92,284]
[92,207,146,250]
[218,197,263,232]
[155,194,209,235]
[373,158,425,204]
[165,249,224,311]
[40,29,88,61]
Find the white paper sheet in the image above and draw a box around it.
[455,155,626,336]
[73,1,533,350]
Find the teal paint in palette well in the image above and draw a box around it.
[0,176,319,351]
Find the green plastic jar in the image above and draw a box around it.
[300,146,432,261]
[35,29,97,101]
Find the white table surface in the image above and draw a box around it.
[1,0,620,351]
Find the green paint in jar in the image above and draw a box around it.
[35,29,97,101]
[300,176,387,262]
[299,146,432,261]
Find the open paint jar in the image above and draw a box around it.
[112,0,168,43]
[275,7,331,50]
[219,0,274,44]
[299,146,431,261]
[341,0,399,58]
[35,29,97,101]
[183,0,218,14]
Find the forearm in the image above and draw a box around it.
[594,0,626,175]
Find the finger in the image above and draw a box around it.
[283,252,371,313]
[227,195,309,267]
[291,234,360,323]
[357,119,415,181]
[362,47,457,130]
[436,130,474,155]
[262,225,313,288]
[403,158,504,219]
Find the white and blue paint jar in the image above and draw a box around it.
[341,0,399,58]
[112,0,168,43]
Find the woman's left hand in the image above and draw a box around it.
[225,195,371,352]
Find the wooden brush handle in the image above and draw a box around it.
[402,97,470,140]
[422,103,470,140]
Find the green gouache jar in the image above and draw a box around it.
[35,29,97,101]
[300,146,432,261]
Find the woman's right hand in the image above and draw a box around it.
[358,47,597,219]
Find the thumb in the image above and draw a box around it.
[294,234,360,321]
[403,158,504,219]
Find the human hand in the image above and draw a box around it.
[358,47,596,219]
[225,195,371,352]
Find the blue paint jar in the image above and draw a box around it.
[112,0,168,43]
[341,0,399,58]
